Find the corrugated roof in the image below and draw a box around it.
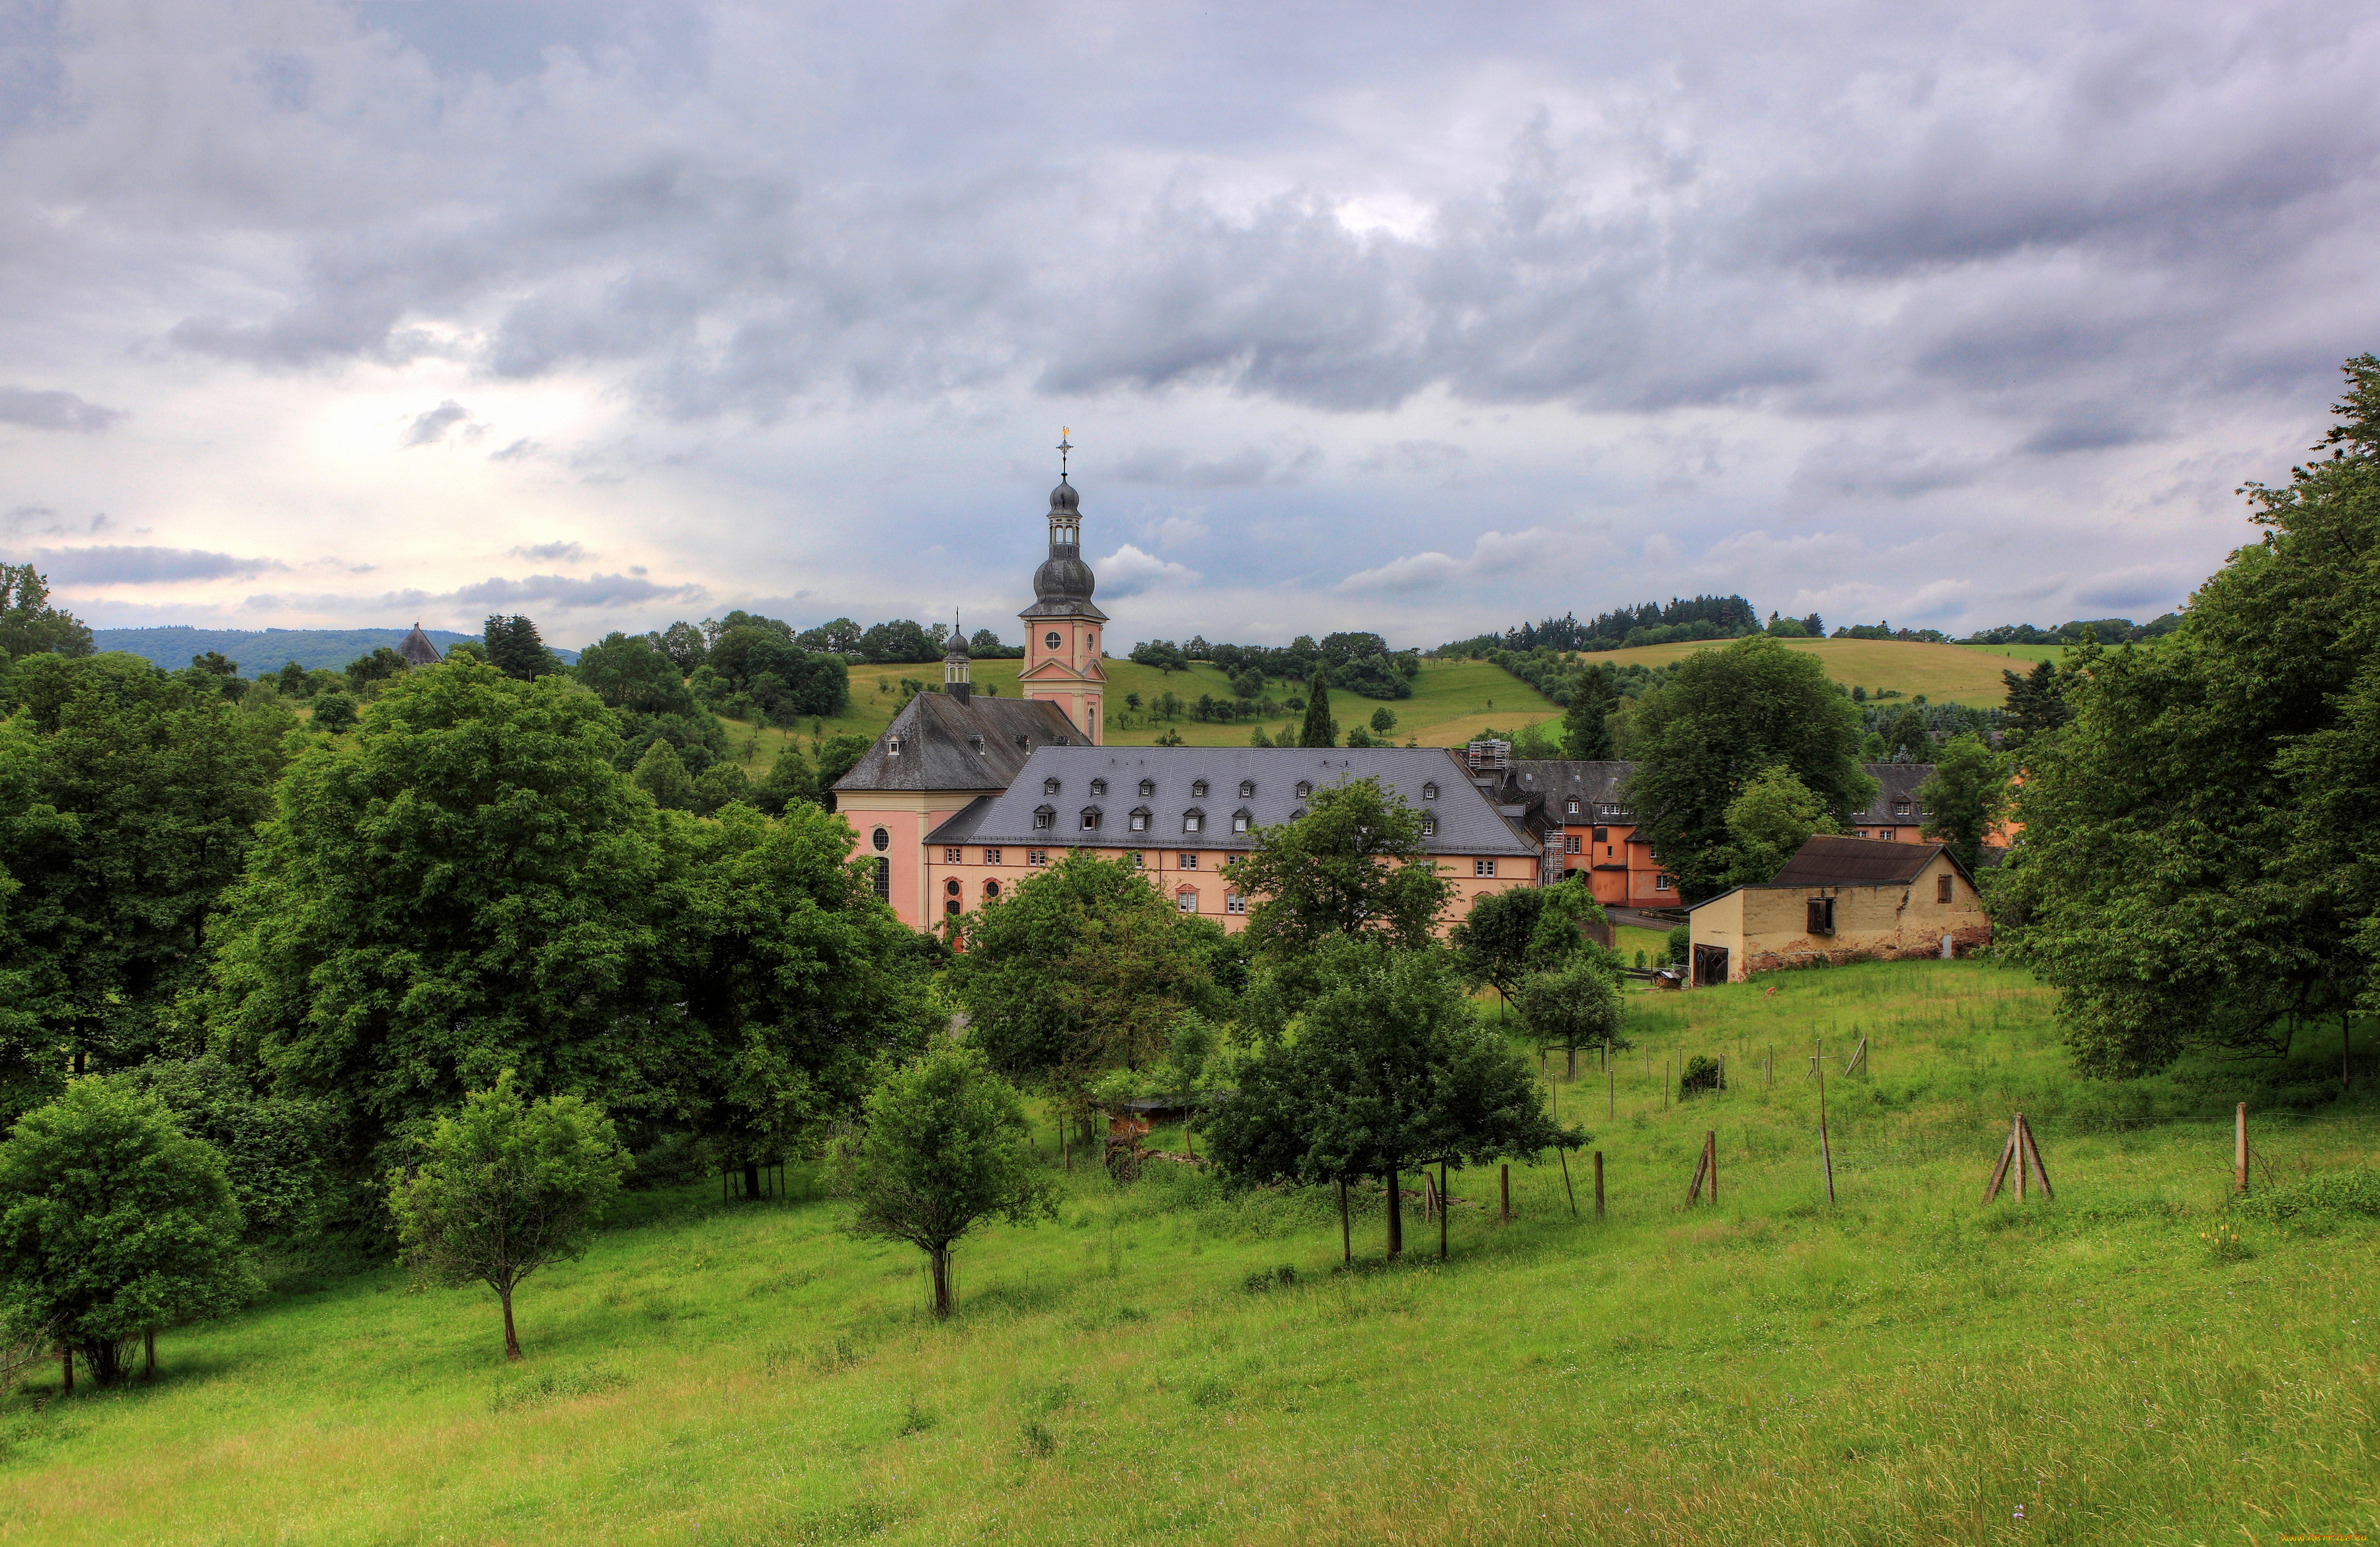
[1766,834,1948,887]
[832,692,1084,793]
[925,746,1538,855]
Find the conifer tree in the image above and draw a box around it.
[633,739,695,810]
[1298,667,1337,748]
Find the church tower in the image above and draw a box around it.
[1017,432,1107,745]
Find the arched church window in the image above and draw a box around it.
[984,879,1001,898]
[945,879,960,896]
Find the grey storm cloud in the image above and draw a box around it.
[5,0,2379,637]
[0,387,124,433]
[22,546,284,584]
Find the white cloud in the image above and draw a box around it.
[1093,544,1201,598]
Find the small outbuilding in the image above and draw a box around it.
[1685,834,1991,985]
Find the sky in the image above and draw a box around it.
[3,0,2377,654]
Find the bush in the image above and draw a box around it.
[2239,1166,2380,1224]
[1665,926,1691,965]
[1679,1055,1721,1096]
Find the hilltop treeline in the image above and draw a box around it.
[1129,632,1421,700]
[1440,595,1762,656]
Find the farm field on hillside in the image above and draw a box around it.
[1572,637,2026,706]
[711,656,1562,772]
[11,961,2373,1546]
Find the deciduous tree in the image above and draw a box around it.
[1720,764,1839,887]
[1916,734,2010,871]
[1222,776,1452,958]
[388,1072,629,1360]
[0,1081,257,1384]
[832,1046,1054,1317]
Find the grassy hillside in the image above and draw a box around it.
[1565,637,2026,707]
[12,960,2373,1544]
[712,657,1564,772]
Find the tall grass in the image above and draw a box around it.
[3,959,2373,1544]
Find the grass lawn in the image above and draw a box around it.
[12,959,2374,1545]
[710,656,1563,772]
[1569,637,2033,707]
[1610,923,1673,967]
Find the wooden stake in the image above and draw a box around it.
[1593,1150,1605,1219]
[2019,1115,2055,1201]
[2016,1113,2027,1202]
[1816,1035,1835,1205]
[1501,1163,1511,1222]
[1687,1143,1710,1205]
[1983,1125,2018,1203]
[1439,1162,1450,1259]
[1706,1130,1718,1206]
[1560,1149,1577,1217]
[2235,1103,2249,1197]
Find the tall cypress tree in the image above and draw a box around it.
[1298,667,1337,748]
[1563,666,1618,759]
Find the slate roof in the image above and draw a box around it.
[397,623,444,666]
[1507,760,1638,820]
[832,691,1084,794]
[1847,762,1933,824]
[1765,834,1958,888]
[924,746,1539,855]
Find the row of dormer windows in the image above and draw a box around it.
[1031,775,1444,803]
[1027,804,1436,836]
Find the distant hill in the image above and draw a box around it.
[89,626,578,674]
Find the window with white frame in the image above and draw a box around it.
[984,848,1002,865]
[1655,874,1674,892]
[1089,778,1107,797]
[1027,850,1049,865]
[1176,889,1197,914]
[1474,859,1495,877]
[1191,779,1209,798]
[1295,780,1312,798]
[1232,809,1251,832]
[1564,836,1580,853]
[1177,852,1198,869]
[1033,806,1054,830]
[1129,807,1150,832]
[1080,808,1101,830]
[1183,809,1204,833]
[1421,781,1438,801]
[1419,811,1435,837]
[1043,777,1061,796]
[1225,892,1246,914]
[1238,779,1255,799]
[943,847,961,863]
[1138,779,1154,797]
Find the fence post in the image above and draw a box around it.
[1708,1130,1718,1205]
[1559,1148,1577,1217]
[1593,1150,1605,1218]
[2235,1103,2249,1197]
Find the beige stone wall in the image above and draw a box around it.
[1690,851,1991,982]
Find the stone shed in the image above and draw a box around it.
[1685,834,1991,985]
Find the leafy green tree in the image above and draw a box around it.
[387,1072,629,1361]
[816,733,873,791]
[0,1080,257,1384]
[707,615,848,721]
[1563,664,1618,759]
[633,739,695,810]
[576,633,697,717]
[1622,636,1877,902]
[114,1058,332,1242]
[1517,953,1627,1080]
[1880,705,1933,762]
[274,660,310,698]
[1916,734,2010,871]
[1297,668,1337,748]
[1450,875,1605,1002]
[651,620,709,673]
[691,758,750,814]
[309,691,358,733]
[0,654,292,1090]
[794,617,864,655]
[832,1045,1055,1317]
[2000,355,2380,1074]
[344,647,411,694]
[483,615,562,681]
[0,565,93,662]
[1222,776,1452,958]
[749,743,818,816]
[1370,707,1397,734]
[1205,939,1579,1257]
[947,853,1221,1106]
[1720,764,1839,887]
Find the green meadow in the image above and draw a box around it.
[712,654,1566,770]
[7,959,2373,1546]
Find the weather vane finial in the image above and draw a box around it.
[1058,427,1072,478]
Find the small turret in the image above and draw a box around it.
[943,612,972,705]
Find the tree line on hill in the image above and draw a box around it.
[1439,596,1765,656]
[1127,631,1422,701]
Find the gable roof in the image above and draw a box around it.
[1507,760,1636,815]
[1767,833,1962,888]
[924,746,1537,855]
[832,691,1084,793]
[1848,762,1934,824]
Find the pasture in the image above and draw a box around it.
[7,959,2372,1546]
[1573,637,2035,707]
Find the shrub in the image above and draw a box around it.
[1665,926,1691,965]
[2239,1166,2380,1224]
[1679,1055,1722,1097]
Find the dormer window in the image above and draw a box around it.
[887,736,902,757]
[1191,779,1209,799]
[1138,779,1155,797]
[1090,778,1107,797]
[1043,777,1061,797]
[1129,807,1151,832]
[1421,781,1439,801]
[1420,810,1437,838]
[1080,807,1102,831]
[1893,801,1913,817]
[1183,809,1205,833]
[1566,799,1579,814]
[970,735,985,753]
[1290,807,1306,821]
[1033,805,1055,830]
[1014,735,1030,749]
[1295,781,1312,799]
[1232,809,1251,833]
[1239,780,1255,799]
